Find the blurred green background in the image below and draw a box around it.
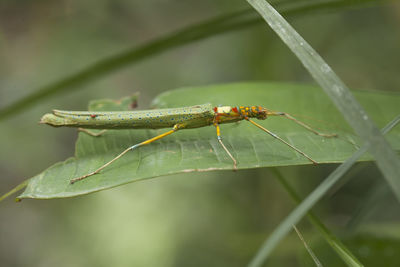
[1,0,400,266]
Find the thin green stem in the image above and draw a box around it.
[272,168,363,266]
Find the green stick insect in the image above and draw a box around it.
[40,104,337,184]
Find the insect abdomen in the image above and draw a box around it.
[40,104,215,129]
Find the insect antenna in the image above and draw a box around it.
[268,111,337,138]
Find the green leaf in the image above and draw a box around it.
[14,82,400,200]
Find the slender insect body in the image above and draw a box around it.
[41,104,215,129]
[41,104,271,129]
[40,103,337,184]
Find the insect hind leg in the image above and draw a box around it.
[78,128,108,137]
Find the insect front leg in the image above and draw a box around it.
[70,124,183,184]
[214,122,238,170]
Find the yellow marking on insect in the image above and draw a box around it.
[217,106,232,113]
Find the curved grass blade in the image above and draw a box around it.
[0,9,252,120]
[345,181,390,231]
[247,0,400,264]
[247,0,400,202]
[0,0,393,120]
[292,225,323,267]
[248,114,400,267]
[273,168,363,266]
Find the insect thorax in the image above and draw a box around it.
[214,106,267,123]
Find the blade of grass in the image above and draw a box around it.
[272,168,363,266]
[0,9,254,120]
[345,181,389,231]
[292,225,324,267]
[0,0,393,120]
[247,0,400,199]
[248,115,400,267]
[273,0,391,16]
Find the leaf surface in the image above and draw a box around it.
[18,82,400,199]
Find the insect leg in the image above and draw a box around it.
[70,124,183,184]
[270,112,337,138]
[78,128,108,137]
[246,118,317,164]
[214,123,237,170]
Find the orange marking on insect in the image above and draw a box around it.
[90,114,97,118]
